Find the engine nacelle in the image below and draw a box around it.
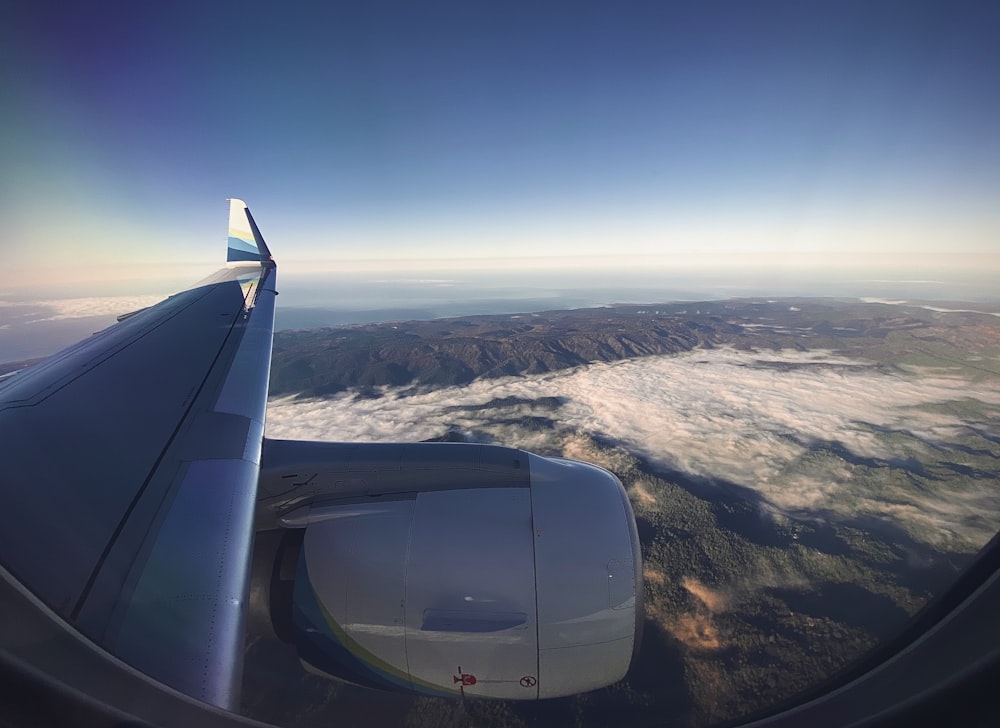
[253,442,643,699]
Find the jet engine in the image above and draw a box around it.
[250,441,643,699]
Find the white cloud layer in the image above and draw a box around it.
[0,295,166,323]
[266,348,1000,547]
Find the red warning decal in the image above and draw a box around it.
[454,666,476,697]
[520,675,537,688]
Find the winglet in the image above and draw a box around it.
[227,198,274,264]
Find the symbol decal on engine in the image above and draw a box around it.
[454,667,477,697]
[520,675,537,688]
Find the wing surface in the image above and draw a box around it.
[0,199,275,710]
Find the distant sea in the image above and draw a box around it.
[271,267,1000,330]
[3,266,998,365]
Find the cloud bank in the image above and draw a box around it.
[266,348,1000,547]
[0,295,166,324]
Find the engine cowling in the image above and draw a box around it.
[253,442,643,699]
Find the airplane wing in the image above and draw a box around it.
[0,199,276,711]
[0,200,644,718]
[0,200,998,727]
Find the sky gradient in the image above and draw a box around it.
[3,0,999,290]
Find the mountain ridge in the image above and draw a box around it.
[269,297,968,397]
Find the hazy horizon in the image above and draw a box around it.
[3,263,999,365]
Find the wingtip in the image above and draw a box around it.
[226,198,273,265]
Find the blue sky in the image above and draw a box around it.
[3,0,999,290]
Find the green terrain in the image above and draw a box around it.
[246,298,1000,728]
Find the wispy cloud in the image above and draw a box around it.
[859,297,1000,317]
[370,278,457,286]
[0,295,166,323]
[266,348,1000,547]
